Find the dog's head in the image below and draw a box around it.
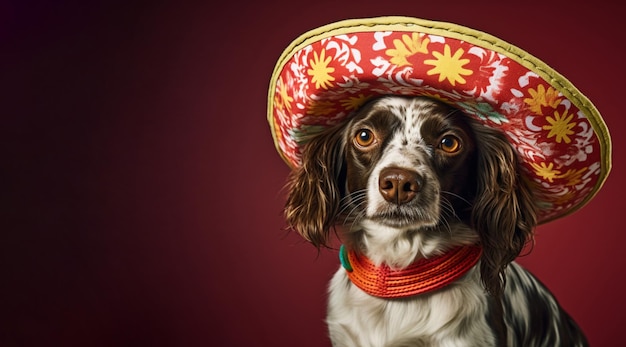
[284,96,536,297]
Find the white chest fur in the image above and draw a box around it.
[326,266,496,347]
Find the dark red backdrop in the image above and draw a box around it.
[3,1,624,346]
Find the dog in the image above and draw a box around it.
[284,96,588,346]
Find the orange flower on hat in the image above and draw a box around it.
[559,167,588,187]
[543,110,577,144]
[385,33,430,67]
[552,188,577,207]
[306,99,336,116]
[340,93,371,111]
[424,44,472,86]
[308,49,335,90]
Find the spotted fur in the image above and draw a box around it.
[284,96,588,346]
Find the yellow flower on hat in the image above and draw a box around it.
[276,76,293,112]
[385,33,430,67]
[543,110,576,144]
[531,162,561,183]
[308,49,335,90]
[424,45,472,86]
[524,85,562,115]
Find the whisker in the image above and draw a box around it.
[345,209,367,230]
[338,189,367,215]
[342,197,367,226]
[336,189,368,228]
[438,215,452,235]
[339,188,367,206]
[438,197,460,234]
[439,198,457,218]
[441,191,472,207]
[444,107,463,119]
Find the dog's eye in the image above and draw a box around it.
[439,135,461,153]
[355,129,375,147]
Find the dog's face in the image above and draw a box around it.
[285,95,536,297]
[342,97,476,230]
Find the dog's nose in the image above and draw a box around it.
[378,167,420,205]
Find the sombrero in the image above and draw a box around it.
[267,16,611,224]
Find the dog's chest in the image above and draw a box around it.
[326,267,496,346]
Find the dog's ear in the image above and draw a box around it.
[284,123,348,248]
[470,124,537,298]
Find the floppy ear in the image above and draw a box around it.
[284,123,348,248]
[470,124,537,298]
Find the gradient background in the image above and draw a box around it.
[3,1,624,346]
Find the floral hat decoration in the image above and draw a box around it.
[267,16,611,224]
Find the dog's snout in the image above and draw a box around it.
[378,167,421,205]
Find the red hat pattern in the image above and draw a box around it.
[268,17,611,224]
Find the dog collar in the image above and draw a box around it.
[339,244,482,299]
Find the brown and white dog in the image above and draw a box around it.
[284,96,588,346]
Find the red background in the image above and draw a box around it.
[3,1,624,346]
